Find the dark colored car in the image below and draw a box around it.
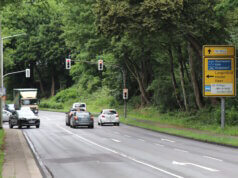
[69,111,94,128]
[9,107,40,129]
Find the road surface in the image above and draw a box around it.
[18,111,238,178]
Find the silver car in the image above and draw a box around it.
[98,109,120,126]
[3,110,12,122]
[70,111,94,128]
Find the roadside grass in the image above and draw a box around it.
[0,129,4,177]
[117,107,238,136]
[120,118,238,147]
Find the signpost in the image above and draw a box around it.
[203,45,236,129]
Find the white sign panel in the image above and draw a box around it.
[211,84,233,94]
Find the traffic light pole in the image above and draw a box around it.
[122,68,127,118]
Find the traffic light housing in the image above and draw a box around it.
[98,59,103,71]
[66,58,71,69]
[25,69,30,78]
[123,88,128,100]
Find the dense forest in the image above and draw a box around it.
[1,0,238,113]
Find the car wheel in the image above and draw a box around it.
[27,126,30,129]
[101,120,103,126]
[89,125,94,129]
[98,122,100,125]
[117,123,120,126]
[36,125,40,128]
[9,121,13,129]
[18,125,22,129]
[113,123,117,126]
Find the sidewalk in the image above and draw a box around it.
[2,128,42,178]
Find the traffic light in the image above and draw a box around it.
[123,88,128,100]
[25,69,30,78]
[98,59,103,71]
[66,58,71,69]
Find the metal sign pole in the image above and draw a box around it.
[221,97,225,129]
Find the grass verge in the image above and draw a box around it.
[0,129,4,177]
[120,117,238,147]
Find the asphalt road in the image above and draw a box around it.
[19,111,238,178]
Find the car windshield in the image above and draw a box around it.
[104,110,117,115]
[76,112,90,117]
[7,104,15,110]
[74,103,85,108]
[21,99,38,105]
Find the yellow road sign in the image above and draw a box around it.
[203,45,235,57]
[203,45,236,97]
[203,58,236,96]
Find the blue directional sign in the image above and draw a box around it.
[208,60,231,70]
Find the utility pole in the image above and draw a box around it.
[0,17,3,129]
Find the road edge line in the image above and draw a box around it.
[23,131,53,178]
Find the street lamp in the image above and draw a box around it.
[0,18,26,128]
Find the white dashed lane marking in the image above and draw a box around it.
[203,156,223,162]
[161,138,175,143]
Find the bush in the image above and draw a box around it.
[226,107,238,125]
[53,87,79,103]
[39,101,63,109]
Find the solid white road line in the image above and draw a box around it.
[23,132,53,178]
[172,161,219,172]
[112,139,121,143]
[161,138,175,143]
[137,139,145,142]
[203,156,223,162]
[174,149,188,153]
[57,125,184,178]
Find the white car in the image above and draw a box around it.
[9,107,40,129]
[72,102,86,111]
[98,109,120,126]
[3,110,12,122]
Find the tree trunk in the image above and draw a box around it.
[187,42,204,109]
[177,45,189,111]
[187,34,202,60]
[51,72,55,97]
[168,47,184,110]
[35,66,45,97]
[136,75,150,106]
[125,58,150,106]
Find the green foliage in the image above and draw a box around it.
[53,87,79,103]
[39,101,63,109]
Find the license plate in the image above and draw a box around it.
[29,120,35,124]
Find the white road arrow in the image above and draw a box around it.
[172,161,219,172]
